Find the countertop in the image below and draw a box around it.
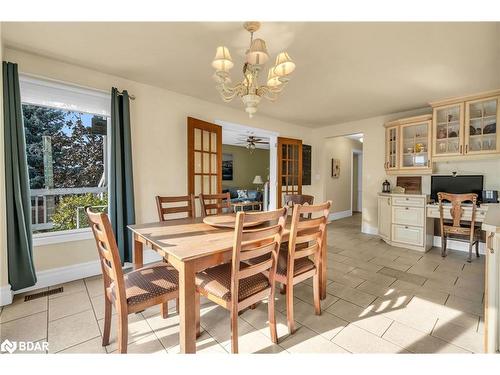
[378,192,428,197]
[482,205,500,233]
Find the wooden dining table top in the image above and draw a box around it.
[128,216,292,262]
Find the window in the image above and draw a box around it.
[20,76,111,235]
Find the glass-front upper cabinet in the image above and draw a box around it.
[385,125,398,171]
[432,103,464,157]
[465,96,499,155]
[384,114,432,175]
[400,120,431,170]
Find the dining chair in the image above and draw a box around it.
[194,208,287,353]
[199,192,231,217]
[438,192,481,262]
[284,194,315,218]
[156,194,196,220]
[155,195,193,312]
[275,201,331,334]
[86,208,179,353]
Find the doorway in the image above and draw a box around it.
[352,150,363,213]
[216,120,279,210]
[324,133,363,222]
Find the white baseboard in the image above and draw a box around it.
[0,285,13,306]
[12,259,102,296]
[432,236,486,255]
[329,210,352,221]
[8,248,163,301]
[358,226,485,254]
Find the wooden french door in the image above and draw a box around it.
[187,117,222,213]
[277,137,303,208]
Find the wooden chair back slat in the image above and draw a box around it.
[294,244,319,259]
[239,241,277,261]
[286,201,331,281]
[87,208,127,306]
[295,230,322,244]
[238,259,273,280]
[156,195,195,221]
[199,192,231,217]
[241,224,282,242]
[296,216,325,229]
[230,208,287,308]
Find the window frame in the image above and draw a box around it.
[19,75,111,244]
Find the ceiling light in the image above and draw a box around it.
[212,22,295,118]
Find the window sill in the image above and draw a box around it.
[33,228,94,247]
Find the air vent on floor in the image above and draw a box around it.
[24,287,64,301]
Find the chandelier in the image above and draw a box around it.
[211,22,296,118]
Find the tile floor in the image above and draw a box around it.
[0,214,485,354]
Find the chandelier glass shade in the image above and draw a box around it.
[211,22,295,118]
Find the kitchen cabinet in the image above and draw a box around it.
[431,90,500,160]
[378,193,433,252]
[384,114,432,175]
[482,206,500,353]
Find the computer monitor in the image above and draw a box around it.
[430,175,484,202]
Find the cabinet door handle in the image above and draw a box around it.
[405,207,409,210]
[404,226,409,229]
[465,144,468,154]
[460,145,463,154]
[487,233,495,254]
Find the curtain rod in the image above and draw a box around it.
[117,90,136,100]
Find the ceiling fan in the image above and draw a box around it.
[236,135,269,150]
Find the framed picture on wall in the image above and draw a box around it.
[331,158,340,178]
[222,153,233,181]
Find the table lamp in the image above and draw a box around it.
[253,175,264,191]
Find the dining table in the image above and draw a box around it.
[128,215,328,353]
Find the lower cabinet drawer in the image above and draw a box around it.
[392,196,426,207]
[392,206,424,227]
[392,224,424,246]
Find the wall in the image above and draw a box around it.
[313,108,432,234]
[221,145,269,190]
[324,137,362,214]
[2,48,318,279]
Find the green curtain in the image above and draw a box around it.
[3,62,37,290]
[110,88,135,263]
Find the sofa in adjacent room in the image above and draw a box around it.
[223,187,263,207]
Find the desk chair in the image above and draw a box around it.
[438,192,481,262]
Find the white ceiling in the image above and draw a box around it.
[2,22,500,127]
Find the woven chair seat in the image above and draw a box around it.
[196,263,270,302]
[112,263,179,306]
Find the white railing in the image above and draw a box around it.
[30,186,107,231]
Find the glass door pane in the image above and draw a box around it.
[467,98,497,153]
[277,137,302,207]
[435,105,461,155]
[386,127,398,169]
[401,122,429,168]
